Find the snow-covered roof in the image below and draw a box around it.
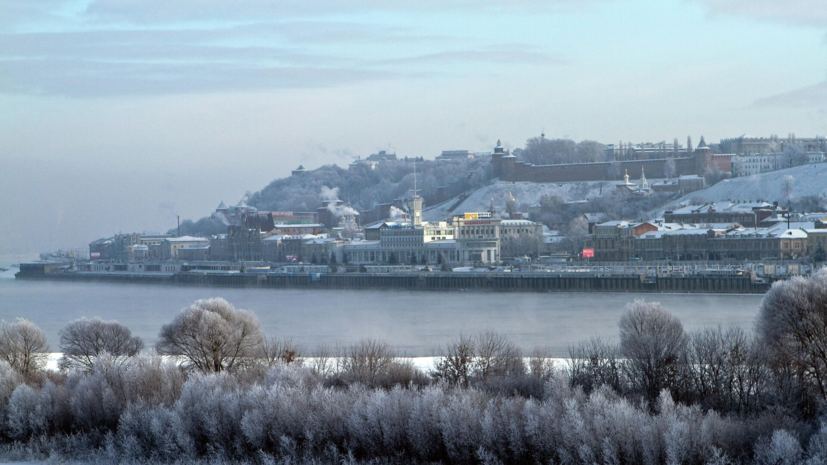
[217,200,227,210]
[167,236,209,242]
[180,245,210,250]
[583,213,606,223]
[780,229,808,239]
[669,201,774,215]
[501,219,537,226]
[275,223,323,229]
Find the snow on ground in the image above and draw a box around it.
[662,164,827,214]
[424,180,611,220]
[38,354,565,374]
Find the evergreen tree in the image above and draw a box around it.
[813,245,827,264]
[388,252,398,264]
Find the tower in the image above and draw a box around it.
[640,166,648,190]
[409,160,423,227]
[624,169,630,185]
[489,197,497,215]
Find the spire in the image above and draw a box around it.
[496,139,502,148]
[624,169,630,185]
[413,159,418,199]
[640,166,648,189]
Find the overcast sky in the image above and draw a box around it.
[1,0,826,255]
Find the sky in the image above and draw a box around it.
[1,0,826,255]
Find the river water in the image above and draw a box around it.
[0,257,766,356]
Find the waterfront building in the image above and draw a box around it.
[162,236,210,259]
[586,218,814,261]
[178,245,210,261]
[500,219,544,259]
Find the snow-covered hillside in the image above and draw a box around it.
[424,180,611,220]
[664,164,827,212]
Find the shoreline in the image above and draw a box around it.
[15,270,773,294]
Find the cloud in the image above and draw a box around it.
[688,0,827,29]
[0,58,412,96]
[753,81,827,108]
[83,0,608,23]
[370,49,565,67]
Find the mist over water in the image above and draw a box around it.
[0,264,764,356]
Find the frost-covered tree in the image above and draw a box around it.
[758,271,827,408]
[564,216,589,255]
[619,300,687,404]
[0,318,49,377]
[59,317,143,371]
[156,298,265,373]
[567,336,622,393]
[260,337,303,367]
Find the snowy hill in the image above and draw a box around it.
[423,180,611,220]
[664,164,827,212]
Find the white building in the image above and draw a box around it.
[733,152,824,176]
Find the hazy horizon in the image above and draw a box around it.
[1,0,826,254]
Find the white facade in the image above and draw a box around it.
[733,152,824,176]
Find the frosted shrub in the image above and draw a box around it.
[807,422,827,464]
[754,430,803,465]
[406,384,446,461]
[0,360,23,418]
[173,373,251,459]
[115,404,183,461]
[117,353,186,407]
[6,384,44,440]
[438,389,485,463]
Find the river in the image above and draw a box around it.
[0,257,766,356]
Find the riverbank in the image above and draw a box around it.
[16,270,772,294]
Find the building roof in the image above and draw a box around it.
[275,223,323,229]
[167,236,209,242]
[217,200,227,210]
[669,201,774,216]
[180,245,210,250]
[501,219,537,226]
[780,229,808,239]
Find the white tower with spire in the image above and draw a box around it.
[640,166,648,190]
[409,159,423,227]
